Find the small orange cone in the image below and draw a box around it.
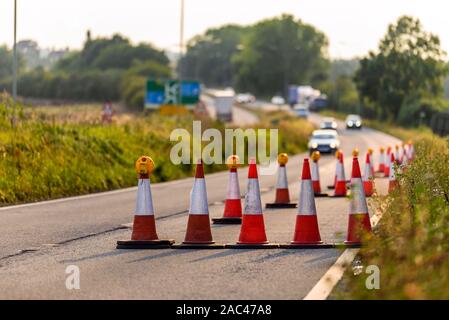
[377,147,385,173]
[213,155,243,224]
[345,156,372,246]
[228,159,278,248]
[174,160,225,249]
[290,158,323,246]
[266,153,297,208]
[363,152,374,197]
[395,144,402,165]
[388,153,398,194]
[310,151,328,197]
[117,156,175,249]
[384,146,392,177]
[333,151,347,197]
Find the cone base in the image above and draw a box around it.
[330,194,347,198]
[265,202,297,209]
[116,239,174,250]
[292,215,322,244]
[131,215,159,241]
[314,193,329,197]
[226,243,279,249]
[172,243,225,249]
[212,217,242,225]
[274,189,290,204]
[280,243,333,249]
[222,199,242,219]
[327,185,335,190]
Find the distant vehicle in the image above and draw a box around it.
[271,96,285,105]
[346,114,363,129]
[320,117,338,130]
[203,89,235,122]
[293,106,309,119]
[309,96,328,111]
[236,93,256,104]
[308,129,340,154]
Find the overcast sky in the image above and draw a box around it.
[1,0,448,59]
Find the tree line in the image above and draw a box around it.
[0,15,448,125]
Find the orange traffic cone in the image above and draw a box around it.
[311,151,328,197]
[407,140,415,161]
[384,146,392,177]
[228,159,278,249]
[175,160,224,249]
[117,156,174,249]
[377,147,385,173]
[363,152,374,197]
[388,153,398,194]
[345,156,372,246]
[327,150,341,190]
[289,158,324,246]
[333,151,347,197]
[266,153,297,208]
[213,155,242,224]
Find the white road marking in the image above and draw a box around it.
[303,212,382,300]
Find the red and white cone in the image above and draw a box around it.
[395,145,402,165]
[388,153,398,194]
[117,156,174,249]
[407,140,415,161]
[363,152,374,197]
[266,153,297,208]
[333,151,347,197]
[345,156,372,245]
[229,159,278,248]
[377,147,385,173]
[310,151,328,197]
[290,158,323,246]
[384,146,392,177]
[175,160,224,248]
[213,155,242,224]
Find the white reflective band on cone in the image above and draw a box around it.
[276,166,288,189]
[349,178,369,214]
[389,162,396,181]
[336,161,345,181]
[244,178,263,215]
[189,178,209,215]
[227,171,241,200]
[378,154,384,165]
[363,162,372,182]
[369,154,374,167]
[135,179,154,216]
[298,180,317,215]
[311,161,320,181]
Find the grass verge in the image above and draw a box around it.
[335,128,449,299]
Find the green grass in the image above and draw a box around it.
[0,97,313,206]
[336,129,449,299]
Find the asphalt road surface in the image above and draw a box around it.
[0,111,400,299]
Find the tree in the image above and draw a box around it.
[181,25,246,87]
[233,14,329,97]
[354,16,448,123]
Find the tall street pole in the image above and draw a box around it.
[178,0,184,105]
[13,0,18,103]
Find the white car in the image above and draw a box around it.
[236,93,255,104]
[271,96,285,105]
[320,117,338,130]
[346,114,363,129]
[308,129,340,154]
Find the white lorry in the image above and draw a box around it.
[202,89,235,122]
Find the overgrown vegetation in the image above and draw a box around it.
[338,129,449,299]
[0,95,313,206]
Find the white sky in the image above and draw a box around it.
[0,0,448,59]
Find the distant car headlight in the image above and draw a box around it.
[330,142,336,149]
[311,142,318,149]
[332,123,337,129]
[356,121,361,127]
[348,121,353,127]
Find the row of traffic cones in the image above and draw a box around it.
[117,154,374,250]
